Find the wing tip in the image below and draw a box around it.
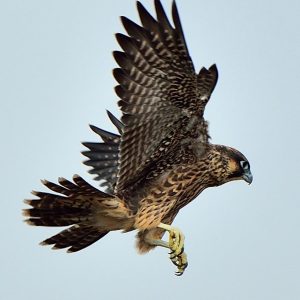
[72,174,80,181]
[209,63,218,73]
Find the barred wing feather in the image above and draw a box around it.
[82,111,123,194]
[115,1,218,192]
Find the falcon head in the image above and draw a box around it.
[223,146,253,185]
[209,145,252,186]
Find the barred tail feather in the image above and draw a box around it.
[23,175,129,252]
[23,175,110,226]
[40,225,109,252]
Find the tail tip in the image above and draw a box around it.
[22,209,30,216]
[24,218,35,226]
[51,245,62,251]
[39,240,48,246]
[31,190,38,196]
[23,199,31,205]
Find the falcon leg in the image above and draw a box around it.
[145,238,169,249]
[158,223,185,256]
[146,223,188,276]
[158,223,188,276]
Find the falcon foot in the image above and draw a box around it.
[173,252,188,276]
[158,223,189,276]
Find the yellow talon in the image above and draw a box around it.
[169,229,185,258]
[158,223,188,275]
[175,252,188,276]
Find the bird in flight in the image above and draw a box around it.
[23,0,252,276]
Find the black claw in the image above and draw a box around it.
[178,247,184,256]
[174,262,188,276]
[170,253,177,260]
[171,259,180,267]
[170,247,184,260]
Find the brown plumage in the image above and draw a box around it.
[24,0,252,275]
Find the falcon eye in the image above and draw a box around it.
[240,160,250,170]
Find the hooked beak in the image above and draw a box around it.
[242,169,253,184]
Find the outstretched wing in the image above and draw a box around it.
[114,0,218,192]
[82,111,123,194]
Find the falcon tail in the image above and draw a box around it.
[23,175,132,252]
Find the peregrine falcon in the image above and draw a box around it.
[24,0,252,276]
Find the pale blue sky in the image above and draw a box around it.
[1,1,300,299]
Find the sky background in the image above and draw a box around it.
[1,0,300,299]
